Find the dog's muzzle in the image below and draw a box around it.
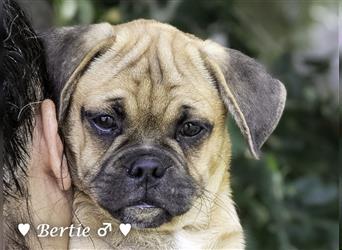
[90,145,199,228]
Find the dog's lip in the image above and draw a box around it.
[134,202,156,209]
[129,201,157,209]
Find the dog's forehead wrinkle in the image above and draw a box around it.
[79,22,217,96]
[83,33,152,85]
[74,21,226,147]
[89,22,200,86]
[156,30,183,83]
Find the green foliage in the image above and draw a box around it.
[48,1,339,249]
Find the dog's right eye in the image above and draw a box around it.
[92,115,117,133]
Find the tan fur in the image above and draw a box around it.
[63,20,244,249]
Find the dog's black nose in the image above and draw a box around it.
[128,157,166,179]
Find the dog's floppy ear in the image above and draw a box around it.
[41,23,114,121]
[202,41,286,159]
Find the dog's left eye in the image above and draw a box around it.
[92,115,117,132]
[179,122,203,137]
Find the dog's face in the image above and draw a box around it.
[64,24,228,228]
[42,20,286,228]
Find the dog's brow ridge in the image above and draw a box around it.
[104,97,124,103]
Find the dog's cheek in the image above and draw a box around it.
[81,140,104,167]
[81,128,110,177]
[64,110,105,188]
[183,142,211,187]
[149,167,200,215]
[187,124,230,186]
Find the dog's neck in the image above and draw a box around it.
[70,140,244,249]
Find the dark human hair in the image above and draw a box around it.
[1,1,52,248]
[1,0,49,199]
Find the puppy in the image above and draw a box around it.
[42,19,286,249]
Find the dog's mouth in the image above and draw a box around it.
[129,201,157,209]
[110,200,172,228]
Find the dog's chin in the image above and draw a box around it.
[113,204,172,228]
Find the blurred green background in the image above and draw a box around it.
[18,0,339,249]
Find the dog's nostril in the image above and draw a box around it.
[129,166,144,178]
[152,166,164,178]
[128,157,166,179]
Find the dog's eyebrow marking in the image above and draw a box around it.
[181,104,192,110]
[103,97,124,104]
[177,105,193,123]
[82,97,124,116]
[180,105,194,115]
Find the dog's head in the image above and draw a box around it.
[42,20,286,228]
